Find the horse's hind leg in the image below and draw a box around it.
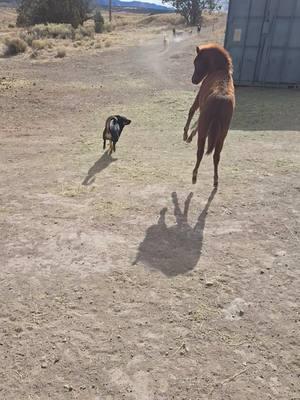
[192,137,206,184]
[213,139,224,187]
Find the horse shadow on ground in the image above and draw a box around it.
[133,188,217,277]
[82,150,117,185]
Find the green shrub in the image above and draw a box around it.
[94,10,104,34]
[4,37,27,56]
[16,0,91,29]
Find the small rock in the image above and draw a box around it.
[165,351,169,356]
[80,385,86,390]
[260,270,265,274]
[41,362,47,369]
[205,281,214,287]
[15,327,23,333]
[64,384,73,392]
[238,310,244,317]
[54,357,60,364]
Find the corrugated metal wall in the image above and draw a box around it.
[224,0,300,87]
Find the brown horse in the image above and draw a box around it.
[183,43,235,186]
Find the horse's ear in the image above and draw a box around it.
[196,46,201,54]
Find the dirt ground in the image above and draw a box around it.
[0,8,300,400]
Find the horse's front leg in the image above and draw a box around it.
[184,92,200,141]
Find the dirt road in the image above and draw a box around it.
[0,26,300,400]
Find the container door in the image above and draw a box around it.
[225,0,269,84]
[258,0,300,84]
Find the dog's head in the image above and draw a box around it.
[115,115,131,128]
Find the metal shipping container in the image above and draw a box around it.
[224,0,300,87]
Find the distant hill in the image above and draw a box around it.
[95,0,173,13]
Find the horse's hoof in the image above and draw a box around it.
[186,136,192,143]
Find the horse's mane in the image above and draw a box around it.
[199,43,233,74]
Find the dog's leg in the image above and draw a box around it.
[186,127,198,143]
[184,92,200,141]
[103,128,107,150]
[109,141,113,155]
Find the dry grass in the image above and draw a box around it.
[0,5,226,60]
[56,48,66,58]
[3,37,27,56]
[137,13,185,27]
[31,39,49,50]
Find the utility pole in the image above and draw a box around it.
[109,0,112,22]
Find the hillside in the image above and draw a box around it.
[96,0,172,12]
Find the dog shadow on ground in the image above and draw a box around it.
[82,150,117,185]
[133,188,217,277]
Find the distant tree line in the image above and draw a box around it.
[16,0,92,28]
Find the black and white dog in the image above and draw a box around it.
[103,115,131,155]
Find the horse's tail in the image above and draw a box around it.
[205,97,233,155]
[206,119,222,155]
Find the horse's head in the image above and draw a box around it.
[192,44,233,85]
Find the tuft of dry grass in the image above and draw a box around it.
[31,39,49,50]
[3,37,27,56]
[56,48,66,58]
[30,49,38,59]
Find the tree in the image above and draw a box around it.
[162,0,222,26]
[16,0,91,28]
[94,9,104,33]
